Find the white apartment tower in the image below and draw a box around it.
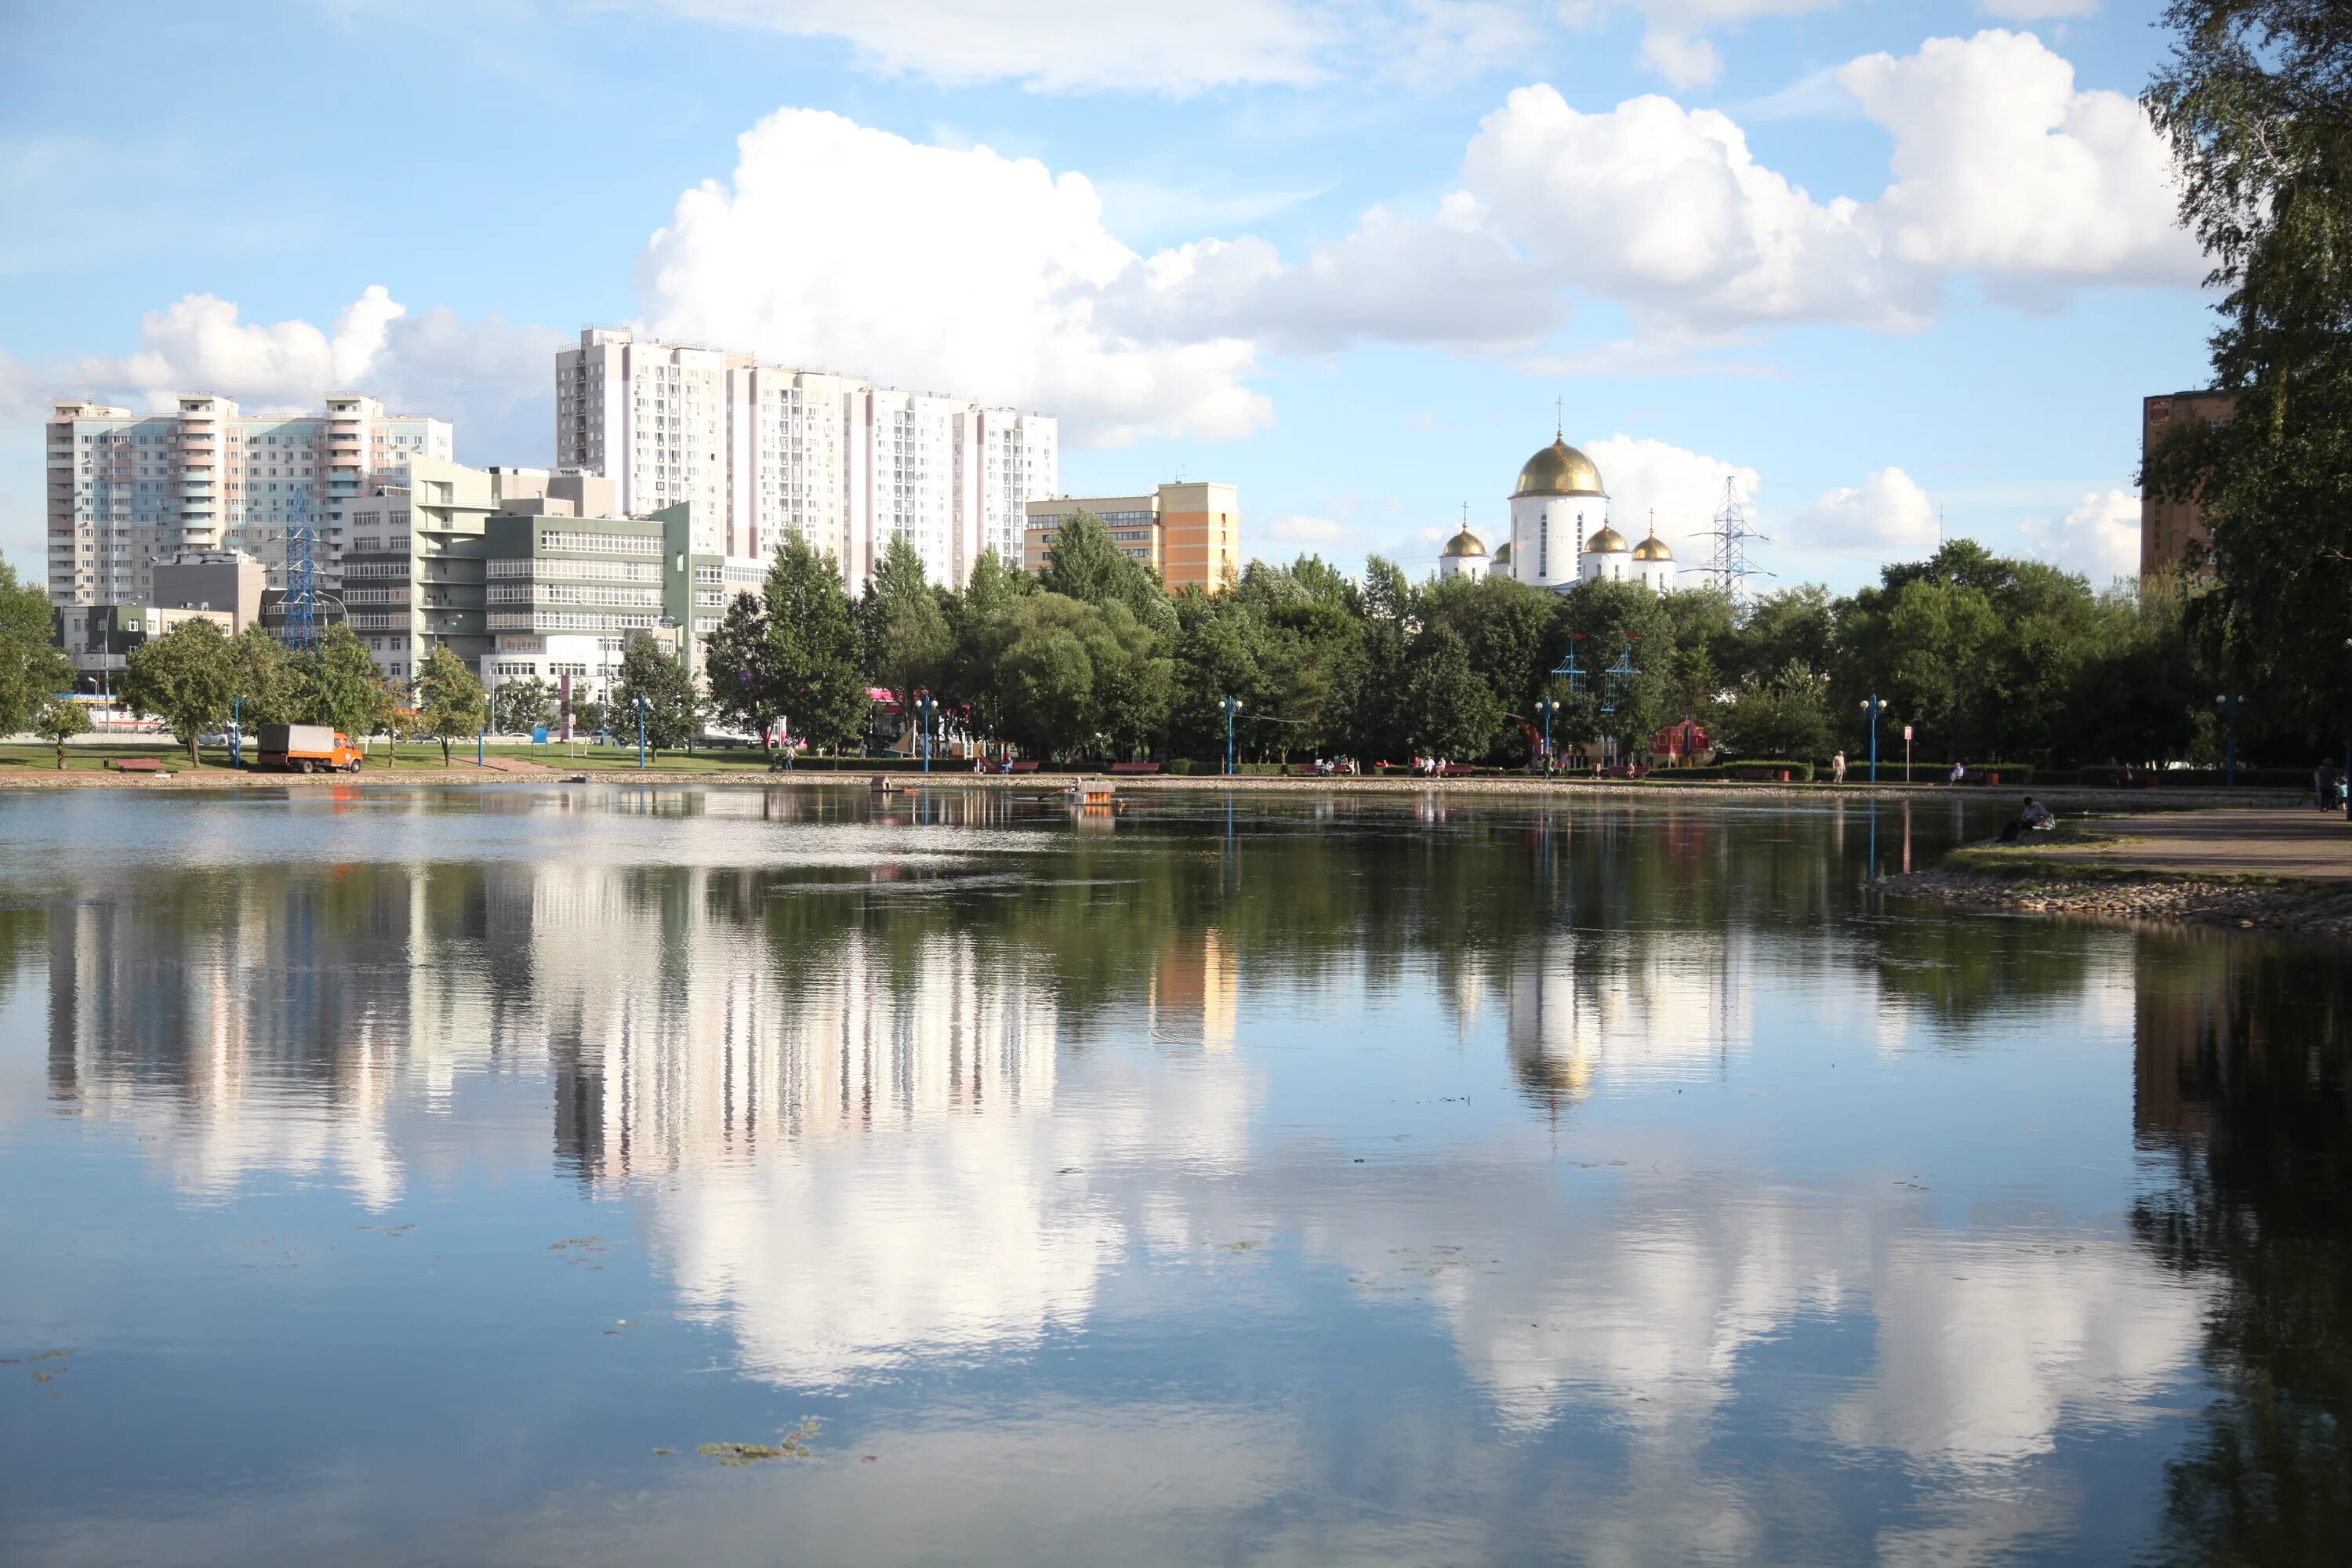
[555,328,1055,589]
[46,394,452,606]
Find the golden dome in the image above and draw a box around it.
[1584,524,1629,554]
[1442,526,1488,558]
[1513,437,1606,498]
[1492,540,1512,566]
[1631,532,1673,561]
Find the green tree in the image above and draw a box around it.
[1040,509,1176,635]
[296,624,388,740]
[0,561,73,738]
[119,618,235,768]
[1714,663,1835,760]
[611,634,704,754]
[701,590,781,746]
[226,626,301,728]
[371,677,413,761]
[996,593,1171,760]
[2143,1,2352,747]
[860,535,951,749]
[1404,622,1503,760]
[34,695,89,771]
[938,548,1029,749]
[491,676,556,736]
[415,645,487,767]
[1555,577,1679,758]
[764,535,867,753]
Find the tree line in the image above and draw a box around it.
[3,499,2273,773]
[696,510,2242,770]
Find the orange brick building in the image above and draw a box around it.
[1025,481,1240,593]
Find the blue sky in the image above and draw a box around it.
[0,1,2209,590]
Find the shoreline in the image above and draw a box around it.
[0,763,2307,811]
[1876,863,2352,938]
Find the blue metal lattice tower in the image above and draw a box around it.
[282,489,321,652]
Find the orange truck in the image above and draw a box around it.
[256,724,364,774]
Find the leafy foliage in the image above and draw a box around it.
[416,645,487,766]
[120,618,236,767]
[611,634,704,754]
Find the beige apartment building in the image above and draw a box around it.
[2140,389,2235,577]
[1023,482,1241,594]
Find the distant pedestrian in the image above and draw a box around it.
[2316,760,2339,812]
[1950,761,1966,786]
[1831,750,1846,785]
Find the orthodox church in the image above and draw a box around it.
[1438,432,1676,593]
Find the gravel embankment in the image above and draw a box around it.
[1878,866,2352,938]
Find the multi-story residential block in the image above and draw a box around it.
[1023,482,1242,594]
[2140,389,2235,577]
[45,395,452,608]
[337,456,758,695]
[554,328,1055,590]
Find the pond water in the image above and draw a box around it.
[0,785,2345,1566]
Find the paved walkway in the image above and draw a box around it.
[2048,808,2352,884]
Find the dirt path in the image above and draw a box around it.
[2034,808,2352,884]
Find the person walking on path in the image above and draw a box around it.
[1832,750,1847,785]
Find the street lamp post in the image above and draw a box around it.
[230,695,243,770]
[637,693,648,771]
[1225,695,1242,776]
[2215,693,2242,786]
[1535,697,1559,778]
[919,691,933,773]
[1860,695,1888,783]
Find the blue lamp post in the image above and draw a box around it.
[1535,696,1559,777]
[919,691,933,773]
[230,695,243,770]
[1224,695,1242,776]
[637,693,648,771]
[1860,695,1887,783]
[2216,693,2241,786]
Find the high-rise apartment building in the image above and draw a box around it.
[554,328,1055,589]
[2140,388,2234,578]
[45,395,452,607]
[1024,482,1242,594]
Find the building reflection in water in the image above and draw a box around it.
[34,793,2344,1561]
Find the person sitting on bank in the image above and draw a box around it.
[1999,797,2055,841]
[1950,761,1967,786]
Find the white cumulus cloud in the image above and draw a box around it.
[36,286,563,465]
[1838,29,2198,294]
[636,109,1271,447]
[2020,487,2140,582]
[1785,466,1939,554]
[1582,434,1760,568]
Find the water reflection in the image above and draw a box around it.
[2131,931,2352,1563]
[2,788,2345,1563]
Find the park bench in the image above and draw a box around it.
[1109,761,1161,775]
[108,757,166,774]
[1732,766,1793,782]
[1008,760,1041,773]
